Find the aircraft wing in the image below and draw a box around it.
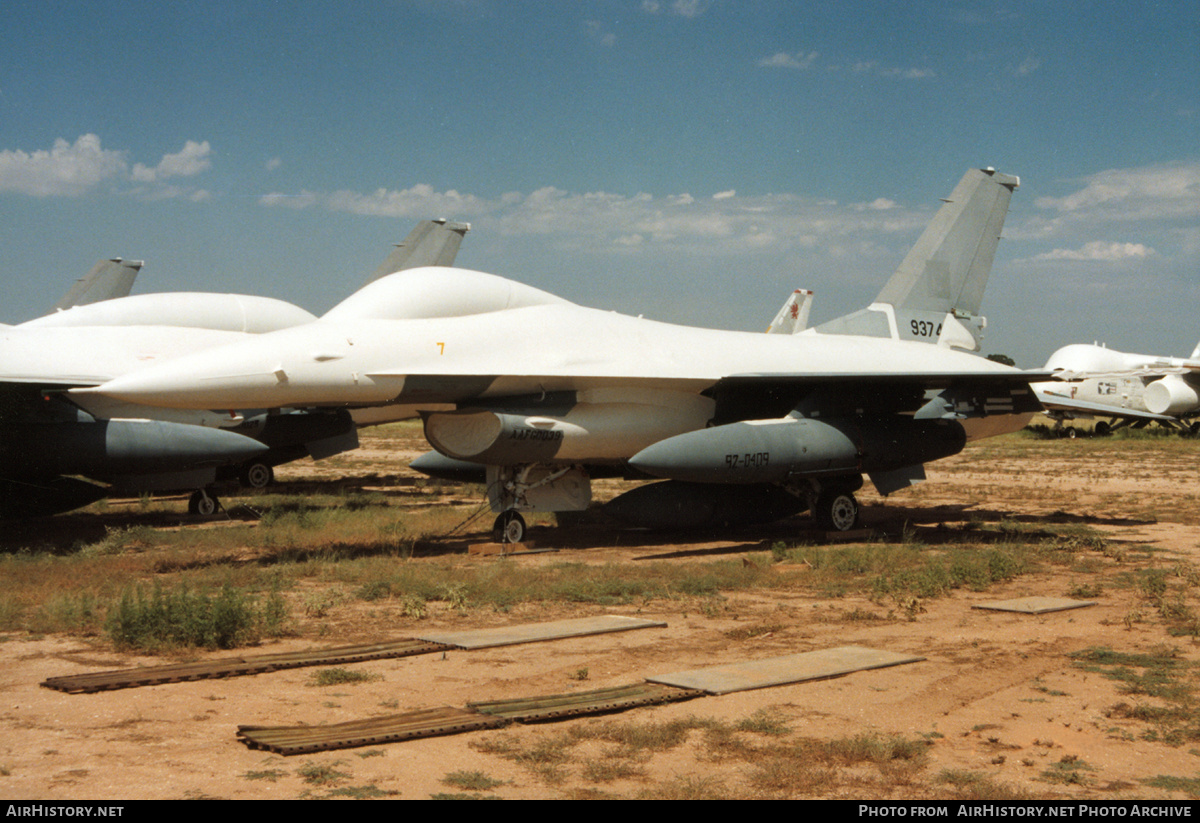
[705,370,1050,425]
[1052,366,1199,380]
[53,258,143,312]
[1034,387,1177,423]
[363,219,471,285]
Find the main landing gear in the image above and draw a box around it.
[240,460,275,489]
[813,489,860,532]
[493,510,527,544]
[801,476,863,532]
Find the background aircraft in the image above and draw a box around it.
[1034,340,1200,437]
[52,258,143,313]
[94,168,1042,541]
[1,259,143,331]
[0,219,469,518]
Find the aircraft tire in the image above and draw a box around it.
[188,490,218,517]
[241,461,274,489]
[493,511,526,544]
[815,490,859,532]
[1094,421,1110,437]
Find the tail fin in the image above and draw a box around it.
[53,258,142,312]
[766,289,813,335]
[364,219,471,285]
[812,168,1018,351]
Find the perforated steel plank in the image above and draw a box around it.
[414,615,667,649]
[237,706,503,755]
[648,645,924,695]
[41,638,451,693]
[470,681,703,721]
[972,596,1098,614]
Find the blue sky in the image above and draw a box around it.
[2,0,1197,366]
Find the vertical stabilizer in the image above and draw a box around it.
[53,258,143,312]
[875,167,1018,315]
[364,219,471,285]
[812,168,1018,351]
[766,289,814,334]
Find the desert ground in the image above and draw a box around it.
[2,422,1200,800]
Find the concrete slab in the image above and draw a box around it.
[648,645,923,695]
[972,596,1098,614]
[414,615,668,650]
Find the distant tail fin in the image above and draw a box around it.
[364,219,471,285]
[812,167,1018,351]
[53,258,142,312]
[766,289,813,335]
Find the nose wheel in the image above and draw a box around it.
[188,490,219,517]
[493,511,527,544]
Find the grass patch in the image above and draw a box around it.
[297,761,351,786]
[1039,755,1096,786]
[441,770,505,791]
[307,667,381,687]
[1073,647,1200,744]
[105,582,288,651]
[1140,774,1200,796]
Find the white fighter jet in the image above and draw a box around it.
[92,168,1041,540]
[0,220,469,518]
[1033,340,1200,437]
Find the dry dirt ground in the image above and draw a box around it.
[3,429,1200,800]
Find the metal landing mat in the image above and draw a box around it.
[414,615,667,649]
[647,645,924,695]
[41,638,452,694]
[237,706,506,755]
[237,682,702,755]
[972,596,1098,614]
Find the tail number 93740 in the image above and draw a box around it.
[910,319,942,338]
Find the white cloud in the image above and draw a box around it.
[257,179,938,261]
[324,184,492,218]
[266,157,282,171]
[259,190,320,209]
[1014,56,1041,76]
[585,20,616,47]
[132,140,213,183]
[862,198,898,211]
[1034,162,1200,223]
[881,67,936,80]
[1034,241,1156,262]
[758,51,818,70]
[641,0,706,17]
[760,52,932,79]
[670,0,705,18]
[0,134,126,196]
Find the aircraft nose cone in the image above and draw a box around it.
[88,363,279,409]
[627,439,694,480]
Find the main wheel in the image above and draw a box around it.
[814,490,859,532]
[188,490,218,516]
[1094,421,1110,437]
[240,460,274,489]
[493,511,527,544]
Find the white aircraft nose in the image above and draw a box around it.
[84,365,282,409]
